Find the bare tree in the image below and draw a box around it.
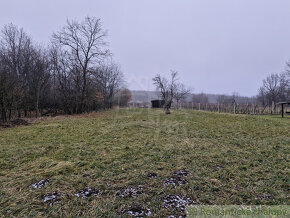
[52,17,110,112]
[174,83,191,108]
[231,92,240,114]
[262,74,281,104]
[257,87,268,107]
[279,73,289,101]
[0,19,124,122]
[28,47,51,117]
[281,63,290,100]
[0,61,15,121]
[152,70,179,114]
[94,63,124,109]
[256,72,289,114]
[285,60,290,75]
[49,46,77,114]
[261,74,286,111]
[0,23,32,120]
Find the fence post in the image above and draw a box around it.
[199,103,200,111]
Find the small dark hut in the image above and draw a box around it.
[151,100,165,108]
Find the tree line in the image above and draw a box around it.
[153,66,289,114]
[0,17,131,122]
[257,66,289,110]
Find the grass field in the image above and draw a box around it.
[0,109,289,217]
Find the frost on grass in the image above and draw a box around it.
[43,191,61,205]
[75,187,102,198]
[116,187,143,198]
[163,176,188,188]
[30,179,49,189]
[168,215,186,218]
[172,169,190,177]
[255,193,272,200]
[163,194,195,212]
[164,170,190,188]
[147,172,157,178]
[123,205,152,217]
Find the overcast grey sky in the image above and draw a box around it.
[1,0,290,96]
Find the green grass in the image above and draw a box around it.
[0,109,289,217]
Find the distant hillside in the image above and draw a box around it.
[130,90,254,104]
[130,90,160,103]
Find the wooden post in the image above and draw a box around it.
[218,103,220,113]
[282,103,284,118]
[199,103,200,111]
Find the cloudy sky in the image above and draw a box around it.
[1,0,290,96]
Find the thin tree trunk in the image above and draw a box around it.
[35,93,40,118]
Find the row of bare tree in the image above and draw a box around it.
[153,67,289,114]
[0,17,129,122]
[257,66,290,110]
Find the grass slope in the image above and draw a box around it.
[0,109,289,217]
